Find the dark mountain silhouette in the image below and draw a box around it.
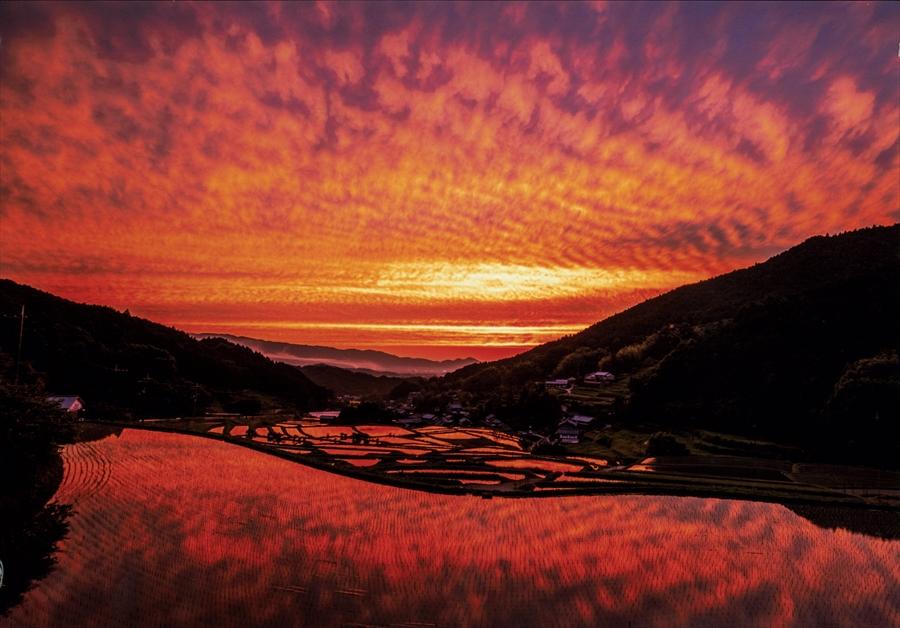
[192,333,478,376]
[0,281,330,418]
[299,364,420,399]
[444,224,900,460]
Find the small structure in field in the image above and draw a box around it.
[544,378,574,390]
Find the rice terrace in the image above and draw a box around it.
[125,416,900,507]
[6,426,900,627]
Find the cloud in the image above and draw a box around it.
[1,1,897,356]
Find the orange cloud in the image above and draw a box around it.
[1,2,897,358]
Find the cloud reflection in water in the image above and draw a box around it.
[9,430,900,627]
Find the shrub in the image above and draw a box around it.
[645,432,689,457]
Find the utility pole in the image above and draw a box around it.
[14,305,25,385]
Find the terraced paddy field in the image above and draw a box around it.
[123,418,900,509]
[7,429,900,627]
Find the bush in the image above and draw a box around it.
[338,401,393,423]
[0,381,73,458]
[645,432,689,457]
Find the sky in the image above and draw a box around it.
[1,1,898,360]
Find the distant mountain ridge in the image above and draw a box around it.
[192,334,478,376]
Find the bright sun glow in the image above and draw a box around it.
[1,2,896,358]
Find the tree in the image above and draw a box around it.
[0,381,76,615]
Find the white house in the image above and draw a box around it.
[585,370,615,383]
[568,414,595,426]
[48,395,84,415]
[556,421,581,444]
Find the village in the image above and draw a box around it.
[334,369,622,450]
[44,369,623,451]
[44,369,900,509]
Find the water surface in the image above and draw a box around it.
[8,429,900,627]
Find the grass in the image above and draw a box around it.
[565,424,807,465]
[566,425,656,463]
[562,380,630,413]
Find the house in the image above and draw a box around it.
[48,395,84,415]
[568,414,595,426]
[308,410,341,421]
[544,378,574,390]
[556,421,581,444]
[585,370,615,383]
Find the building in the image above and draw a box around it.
[585,370,615,383]
[568,414,595,426]
[544,378,575,390]
[556,421,581,444]
[308,410,341,421]
[48,395,85,415]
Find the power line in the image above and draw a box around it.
[14,305,25,385]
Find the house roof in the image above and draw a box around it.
[309,410,341,418]
[48,395,83,410]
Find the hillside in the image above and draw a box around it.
[0,281,330,418]
[193,333,477,376]
[444,225,900,458]
[299,364,420,399]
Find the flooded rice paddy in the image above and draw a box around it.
[126,418,900,506]
[7,429,900,627]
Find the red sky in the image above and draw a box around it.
[1,1,898,360]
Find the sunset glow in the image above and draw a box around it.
[1,2,898,358]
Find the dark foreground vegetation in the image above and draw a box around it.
[442,225,900,465]
[0,383,73,615]
[0,281,331,419]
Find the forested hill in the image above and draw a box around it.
[299,364,419,399]
[444,225,900,453]
[0,281,330,418]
